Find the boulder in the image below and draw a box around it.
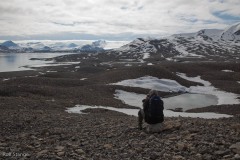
[146,123,163,133]
[146,121,182,133]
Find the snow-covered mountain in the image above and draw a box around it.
[173,22,240,43]
[92,40,107,48]
[111,22,240,62]
[0,40,128,53]
[0,45,9,52]
[1,40,19,49]
[220,23,240,42]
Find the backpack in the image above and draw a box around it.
[146,95,164,124]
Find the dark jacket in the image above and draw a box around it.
[142,95,164,124]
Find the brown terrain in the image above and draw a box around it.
[0,53,240,159]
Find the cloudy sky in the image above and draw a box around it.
[0,0,240,40]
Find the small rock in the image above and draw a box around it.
[19,133,28,138]
[169,137,178,140]
[53,156,62,160]
[146,123,163,133]
[177,142,186,151]
[234,154,240,160]
[71,137,77,141]
[139,132,146,136]
[214,150,230,156]
[148,135,156,140]
[75,149,85,155]
[149,152,159,159]
[37,149,48,157]
[41,129,49,135]
[203,154,212,160]
[135,147,143,153]
[0,143,7,147]
[223,155,232,159]
[230,142,240,154]
[66,142,78,149]
[30,135,37,139]
[26,145,34,150]
[195,153,202,159]
[57,151,65,156]
[231,124,240,133]
[185,133,196,140]
[172,155,185,160]
[103,144,112,149]
[55,146,65,151]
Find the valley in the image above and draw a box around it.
[0,22,240,159]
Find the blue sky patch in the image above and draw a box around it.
[213,11,240,22]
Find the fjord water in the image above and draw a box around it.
[0,53,70,72]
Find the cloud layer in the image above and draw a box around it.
[0,0,239,40]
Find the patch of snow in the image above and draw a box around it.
[66,104,232,119]
[222,70,234,72]
[111,76,187,93]
[119,59,135,61]
[174,45,189,56]
[67,105,138,116]
[104,41,129,49]
[80,78,87,80]
[75,66,80,69]
[2,78,10,81]
[25,75,38,77]
[166,58,174,61]
[177,73,240,105]
[177,73,211,86]
[112,74,239,106]
[175,45,205,58]
[147,63,153,65]
[143,53,150,59]
[46,71,57,72]
[24,62,80,68]
[46,98,55,102]
[100,62,112,66]
[238,81,240,84]
[38,72,45,75]
[114,90,145,107]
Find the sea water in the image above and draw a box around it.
[0,53,73,72]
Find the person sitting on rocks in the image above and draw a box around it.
[138,90,164,130]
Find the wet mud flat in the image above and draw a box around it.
[0,56,240,159]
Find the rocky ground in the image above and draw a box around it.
[0,53,240,159]
[0,107,240,160]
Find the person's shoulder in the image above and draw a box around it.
[151,95,160,98]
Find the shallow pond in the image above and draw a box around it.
[114,90,219,112]
[163,93,218,111]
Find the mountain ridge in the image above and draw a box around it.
[111,22,240,62]
[0,40,110,53]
